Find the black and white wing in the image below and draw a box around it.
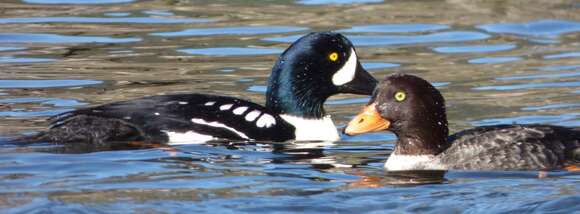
[45,94,296,144]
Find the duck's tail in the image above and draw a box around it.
[10,115,147,145]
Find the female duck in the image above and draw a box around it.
[38,32,377,144]
[345,73,580,171]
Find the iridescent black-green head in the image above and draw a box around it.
[266,32,377,118]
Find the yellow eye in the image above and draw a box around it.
[394,91,406,102]
[329,52,339,62]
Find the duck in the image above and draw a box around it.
[344,73,580,171]
[33,32,377,145]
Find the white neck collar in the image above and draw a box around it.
[384,154,447,171]
[280,114,340,141]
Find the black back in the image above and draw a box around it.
[45,94,295,143]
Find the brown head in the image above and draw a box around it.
[344,73,449,155]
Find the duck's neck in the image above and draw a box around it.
[393,120,450,156]
[265,61,328,119]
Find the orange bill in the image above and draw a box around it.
[563,165,580,171]
[344,103,390,136]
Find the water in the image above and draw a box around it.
[1,0,579,213]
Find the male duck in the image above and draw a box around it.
[35,32,377,144]
[345,73,580,171]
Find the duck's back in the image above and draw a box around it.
[440,124,580,170]
[31,94,295,144]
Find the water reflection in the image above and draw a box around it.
[534,64,580,71]
[152,26,308,37]
[0,17,212,24]
[142,10,175,17]
[0,108,72,117]
[22,0,134,4]
[473,81,580,91]
[0,47,26,52]
[0,97,85,118]
[496,71,580,81]
[348,170,446,187]
[0,33,140,43]
[104,12,132,17]
[265,31,491,46]
[432,44,516,54]
[477,19,580,39]
[338,24,449,33]
[361,62,400,70]
[468,56,522,64]
[0,56,55,63]
[0,80,102,89]
[470,113,579,126]
[0,97,85,107]
[522,103,580,111]
[179,47,284,56]
[544,52,580,59]
[297,0,383,5]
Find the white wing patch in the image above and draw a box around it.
[191,118,249,139]
[178,101,188,105]
[245,110,261,121]
[256,114,276,128]
[332,48,357,86]
[200,100,278,132]
[165,130,214,145]
[233,106,248,115]
[219,104,233,110]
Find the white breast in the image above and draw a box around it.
[280,114,340,141]
[384,154,447,171]
[164,131,215,145]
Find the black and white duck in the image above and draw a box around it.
[35,32,377,144]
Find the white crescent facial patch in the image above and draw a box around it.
[331,48,357,86]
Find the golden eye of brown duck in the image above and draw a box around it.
[344,73,452,157]
[345,73,448,136]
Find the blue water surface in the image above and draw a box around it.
[0,56,56,63]
[152,26,308,37]
[339,24,449,33]
[477,19,580,40]
[544,51,580,59]
[0,80,103,88]
[0,17,212,24]
[297,0,383,5]
[22,0,134,4]
[0,33,140,43]
[473,81,580,91]
[0,2,579,214]
[432,44,516,54]
[468,56,523,64]
[179,47,284,56]
[264,31,491,47]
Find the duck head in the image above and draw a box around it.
[266,32,377,119]
[344,73,449,155]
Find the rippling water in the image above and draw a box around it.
[0,0,579,213]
